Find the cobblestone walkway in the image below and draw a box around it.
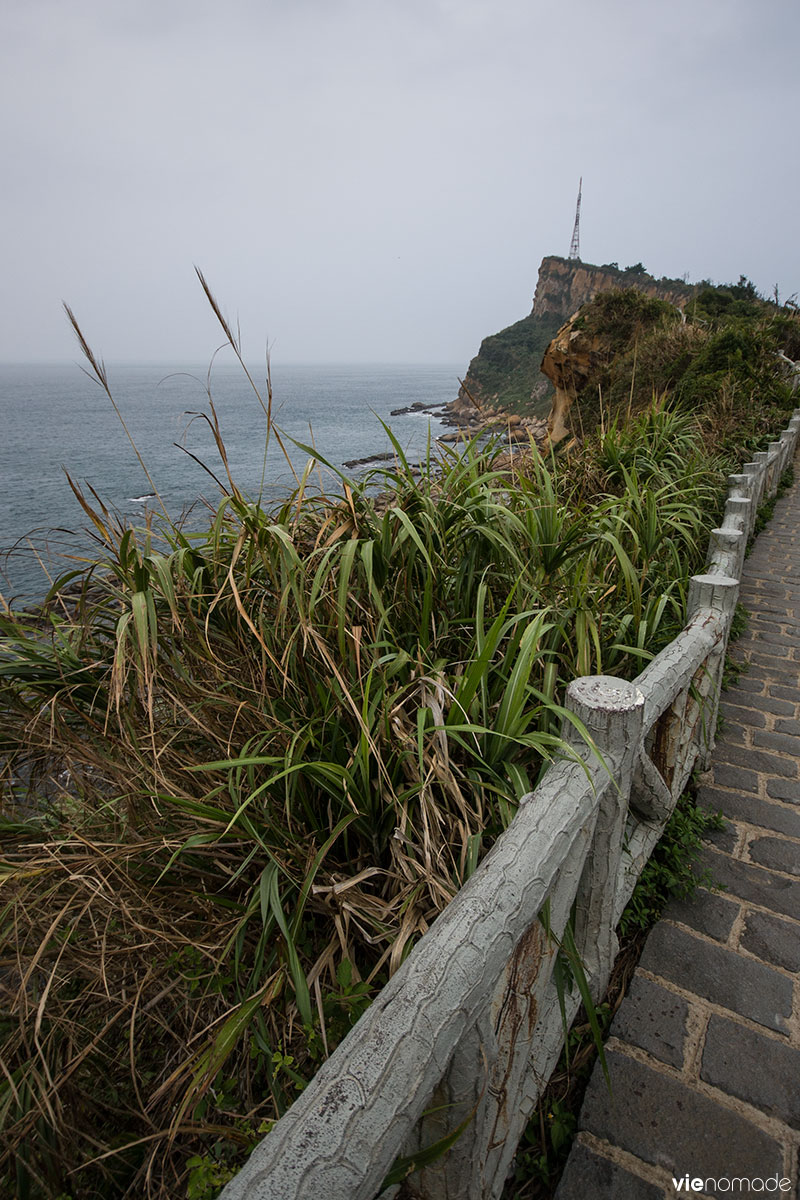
[556,476,800,1200]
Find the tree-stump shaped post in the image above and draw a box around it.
[686,573,739,771]
[561,676,644,1000]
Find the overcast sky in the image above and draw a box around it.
[2,0,798,366]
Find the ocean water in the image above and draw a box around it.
[0,361,460,602]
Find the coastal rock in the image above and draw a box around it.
[450,255,697,423]
[389,402,445,417]
[539,288,684,447]
[540,315,613,445]
[342,451,396,469]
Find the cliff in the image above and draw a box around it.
[531,255,696,322]
[452,256,698,420]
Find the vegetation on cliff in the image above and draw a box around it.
[457,257,698,418]
[544,279,800,450]
[458,309,563,415]
[1,281,798,1198]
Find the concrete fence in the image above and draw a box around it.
[221,411,800,1200]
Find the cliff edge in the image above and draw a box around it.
[451,256,697,421]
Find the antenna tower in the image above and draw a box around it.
[569,177,582,260]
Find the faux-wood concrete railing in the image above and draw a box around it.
[220,411,800,1200]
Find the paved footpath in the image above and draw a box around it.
[556,474,800,1200]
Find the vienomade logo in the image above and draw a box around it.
[672,1175,792,1193]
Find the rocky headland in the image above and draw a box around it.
[441,255,699,448]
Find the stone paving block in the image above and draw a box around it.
[554,1139,664,1200]
[609,974,689,1068]
[741,580,788,597]
[731,676,766,694]
[709,763,759,794]
[664,888,739,943]
[757,695,798,716]
[753,728,800,756]
[748,836,800,877]
[748,648,798,669]
[699,847,800,922]
[703,819,738,854]
[718,721,747,745]
[638,923,793,1033]
[741,909,800,972]
[765,618,800,635]
[719,702,768,728]
[697,787,800,838]
[749,617,792,633]
[577,1049,784,1197]
[774,717,800,735]
[751,631,800,649]
[713,742,798,780]
[769,684,800,703]
[701,1014,800,1130]
[742,664,800,687]
[766,776,800,804]
[738,603,793,621]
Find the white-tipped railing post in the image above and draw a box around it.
[727,473,750,501]
[706,527,746,580]
[766,442,783,494]
[740,462,761,535]
[686,573,740,770]
[561,676,644,1000]
[753,450,771,510]
[778,430,794,475]
[722,495,751,538]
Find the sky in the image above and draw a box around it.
[1,0,799,366]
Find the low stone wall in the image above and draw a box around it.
[220,413,800,1200]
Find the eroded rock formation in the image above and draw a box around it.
[539,311,613,445]
[453,256,697,421]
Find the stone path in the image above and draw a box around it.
[555,476,800,1200]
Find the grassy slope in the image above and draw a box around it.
[461,310,563,415]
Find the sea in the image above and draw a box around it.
[0,361,460,603]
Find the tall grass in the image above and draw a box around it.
[0,293,787,1198]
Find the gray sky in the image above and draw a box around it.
[2,0,798,365]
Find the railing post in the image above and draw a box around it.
[561,676,644,1000]
[706,526,746,580]
[778,430,794,475]
[722,494,751,538]
[727,473,750,501]
[686,573,739,770]
[753,450,771,510]
[739,463,759,536]
[767,442,783,494]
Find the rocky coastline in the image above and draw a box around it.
[435,389,548,446]
[343,395,548,474]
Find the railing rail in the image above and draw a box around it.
[221,409,800,1200]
